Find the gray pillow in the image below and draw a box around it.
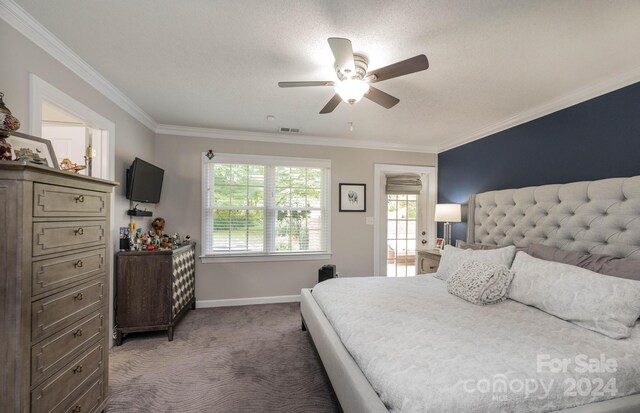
[447,261,514,305]
[435,245,517,281]
[527,244,640,281]
[455,241,500,250]
[508,251,640,339]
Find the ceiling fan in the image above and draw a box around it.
[278,37,429,114]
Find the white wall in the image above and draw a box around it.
[154,134,437,304]
[2,18,438,306]
[0,21,156,236]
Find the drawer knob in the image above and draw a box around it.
[74,195,85,203]
[74,260,84,268]
[74,293,84,301]
[72,406,82,413]
[74,227,84,236]
[74,328,83,337]
[73,365,83,374]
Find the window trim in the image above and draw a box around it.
[201,153,332,262]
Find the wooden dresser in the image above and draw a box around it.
[0,163,117,413]
[115,243,196,345]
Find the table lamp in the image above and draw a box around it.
[435,204,461,246]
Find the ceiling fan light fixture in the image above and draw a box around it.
[335,79,370,104]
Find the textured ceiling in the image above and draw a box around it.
[14,0,640,151]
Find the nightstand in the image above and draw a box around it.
[416,249,442,274]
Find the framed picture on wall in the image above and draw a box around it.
[6,132,59,169]
[339,183,366,212]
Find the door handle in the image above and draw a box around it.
[421,239,427,244]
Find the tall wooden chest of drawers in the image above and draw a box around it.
[0,163,117,413]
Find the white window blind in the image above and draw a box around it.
[203,154,331,258]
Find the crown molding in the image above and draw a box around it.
[438,68,640,153]
[156,124,438,153]
[5,0,637,154]
[0,0,157,131]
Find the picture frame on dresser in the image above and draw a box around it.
[6,131,59,169]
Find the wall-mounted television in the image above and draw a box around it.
[126,157,164,203]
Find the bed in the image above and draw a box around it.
[300,176,640,412]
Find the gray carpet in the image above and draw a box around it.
[107,303,340,413]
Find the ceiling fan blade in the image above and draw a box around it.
[278,81,334,88]
[328,37,356,77]
[365,86,400,109]
[320,94,342,114]
[367,54,429,83]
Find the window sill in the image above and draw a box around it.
[200,252,332,263]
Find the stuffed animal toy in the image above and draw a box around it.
[151,217,165,236]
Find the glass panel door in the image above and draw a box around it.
[386,193,418,277]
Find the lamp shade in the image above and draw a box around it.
[435,204,461,222]
[335,79,370,104]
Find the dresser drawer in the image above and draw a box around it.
[32,279,106,341]
[63,377,104,413]
[417,250,441,274]
[32,312,105,385]
[33,249,106,296]
[34,183,107,218]
[31,344,104,413]
[420,256,440,274]
[33,221,106,257]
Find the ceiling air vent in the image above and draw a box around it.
[279,127,300,134]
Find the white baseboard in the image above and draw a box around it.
[196,294,301,308]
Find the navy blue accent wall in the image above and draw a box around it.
[438,81,640,243]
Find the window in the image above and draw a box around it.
[202,154,331,261]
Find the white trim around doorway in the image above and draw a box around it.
[373,164,437,277]
[29,74,117,345]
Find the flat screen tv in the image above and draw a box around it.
[126,158,164,203]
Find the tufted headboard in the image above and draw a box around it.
[466,176,640,259]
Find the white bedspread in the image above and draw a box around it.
[311,276,640,412]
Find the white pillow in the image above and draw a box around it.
[508,252,640,339]
[435,245,516,281]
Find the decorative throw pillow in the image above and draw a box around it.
[508,251,640,339]
[447,261,514,305]
[526,244,640,281]
[435,245,517,281]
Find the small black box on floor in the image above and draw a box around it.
[318,264,337,283]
